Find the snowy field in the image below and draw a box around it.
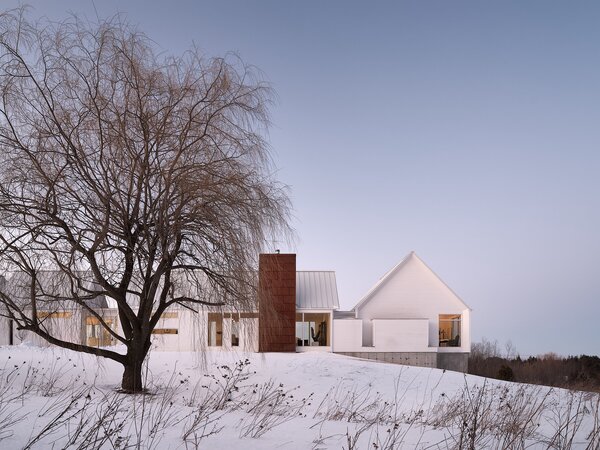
[0,345,598,449]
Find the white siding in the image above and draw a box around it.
[372,319,429,352]
[13,309,84,347]
[149,310,259,352]
[332,319,363,352]
[355,253,470,352]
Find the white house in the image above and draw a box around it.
[0,252,471,372]
[0,271,118,348]
[145,270,340,353]
[332,251,471,371]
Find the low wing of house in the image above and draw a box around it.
[152,267,341,353]
[295,271,339,350]
[0,270,114,348]
[5,270,109,310]
[333,251,471,371]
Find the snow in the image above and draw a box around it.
[0,345,598,448]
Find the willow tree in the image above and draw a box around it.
[0,10,290,392]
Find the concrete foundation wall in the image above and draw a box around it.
[437,352,469,372]
[336,351,469,372]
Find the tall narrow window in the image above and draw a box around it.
[208,313,223,346]
[231,313,239,347]
[439,314,461,347]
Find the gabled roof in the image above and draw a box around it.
[296,271,340,310]
[352,251,471,313]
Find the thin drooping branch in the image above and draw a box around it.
[0,9,291,392]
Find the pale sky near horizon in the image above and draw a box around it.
[5,1,600,357]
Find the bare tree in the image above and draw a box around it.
[0,9,290,392]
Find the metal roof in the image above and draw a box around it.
[296,271,339,310]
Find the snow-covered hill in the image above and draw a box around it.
[0,345,598,449]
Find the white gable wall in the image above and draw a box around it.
[355,253,470,351]
[372,319,429,351]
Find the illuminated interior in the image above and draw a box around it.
[439,314,461,347]
[295,312,329,346]
[208,313,223,346]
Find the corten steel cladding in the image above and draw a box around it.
[258,254,296,352]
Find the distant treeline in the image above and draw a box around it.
[468,339,600,392]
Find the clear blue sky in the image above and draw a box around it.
[7,1,600,357]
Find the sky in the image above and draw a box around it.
[5,1,600,357]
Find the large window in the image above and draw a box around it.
[209,312,257,347]
[85,316,116,347]
[208,313,223,346]
[296,312,330,347]
[439,314,461,347]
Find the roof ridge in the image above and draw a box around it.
[351,251,470,312]
[352,252,413,312]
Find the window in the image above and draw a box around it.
[85,316,115,347]
[439,314,461,347]
[208,312,257,347]
[152,328,178,334]
[208,313,223,346]
[86,323,98,338]
[295,312,329,347]
[37,311,72,319]
[231,313,239,347]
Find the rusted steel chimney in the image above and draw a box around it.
[258,253,296,352]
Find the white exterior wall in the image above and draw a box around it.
[239,318,259,352]
[332,319,362,352]
[150,310,210,351]
[372,319,429,352]
[149,310,259,352]
[333,318,437,353]
[458,308,471,353]
[12,309,84,347]
[355,253,470,352]
[150,310,200,351]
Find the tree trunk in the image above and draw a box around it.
[121,349,145,393]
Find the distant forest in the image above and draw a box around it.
[468,339,600,393]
